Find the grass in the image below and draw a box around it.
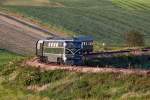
[85,55,150,69]
[1,63,150,100]
[0,49,50,100]
[0,0,150,47]
[0,50,149,100]
[0,49,23,66]
[0,0,150,99]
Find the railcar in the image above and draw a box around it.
[36,36,93,65]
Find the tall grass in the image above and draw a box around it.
[0,49,23,66]
[0,49,150,99]
[0,50,50,100]
[5,65,150,100]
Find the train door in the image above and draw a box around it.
[36,40,44,56]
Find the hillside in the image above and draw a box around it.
[0,49,49,99]
[0,0,150,46]
[0,0,150,99]
[0,50,150,99]
[0,49,23,66]
[0,11,48,55]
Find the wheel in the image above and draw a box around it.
[57,58,63,65]
[40,56,48,63]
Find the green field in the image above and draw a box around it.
[1,0,150,46]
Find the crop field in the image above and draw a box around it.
[0,12,47,55]
[0,0,150,46]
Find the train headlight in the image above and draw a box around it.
[63,55,67,61]
[64,42,67,47]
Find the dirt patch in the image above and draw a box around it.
[25,58,150,76]
[27,83,51,92]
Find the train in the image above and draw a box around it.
[36,36,93,65]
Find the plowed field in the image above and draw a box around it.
[0,14,48,55]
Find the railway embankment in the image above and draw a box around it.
[25,58,150,75]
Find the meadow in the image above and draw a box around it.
[0,49,23,66]
[0,50,149,99]
[1,0,150,47]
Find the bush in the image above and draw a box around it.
[124,30,145,47]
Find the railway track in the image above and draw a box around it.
[25,43,150,74]
[25,57,150,75]
[85,48,150,59]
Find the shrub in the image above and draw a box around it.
[124,30,145,47]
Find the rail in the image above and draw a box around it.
[84,47,150,58]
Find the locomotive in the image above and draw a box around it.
[36,36,93,65]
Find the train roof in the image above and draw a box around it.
[43,35,93,42]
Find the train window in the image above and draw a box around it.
[58,42,63,47]
[53,43,56,47]
[48,42,63,47]
[52,43,54,47]
[87,42,89,45]
[48,43,51,47]
[88,42,90,45]
[82,42,84,46]
[83,42,85,46]
[55,43,58,47]
[85,42,87,45]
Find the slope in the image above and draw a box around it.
[0,56,149,100]
[1,0,150,46]
[0,13,48,55]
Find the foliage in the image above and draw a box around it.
[23,69,67,86]
[124,30,145,47]
[85,55,150,69]
[0,50,150,99]
[0,50,49,100]
[0,49,23,66]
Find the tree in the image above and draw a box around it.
[124,30,145,47]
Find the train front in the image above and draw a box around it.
[64,39,83,65]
